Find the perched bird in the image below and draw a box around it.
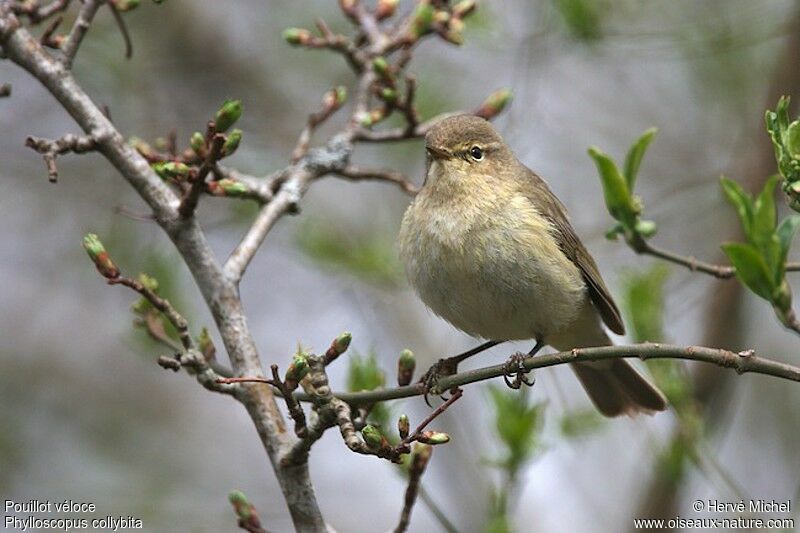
[399,115,667,417]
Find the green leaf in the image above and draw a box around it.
[623,127,657,192]
[721,242,776,301]
[776,215,800,279]
[588,147,635,226]
[751,175,779,246]
[487,386,545,473]
[621,264,670,343]
[719,176,754,237]
[786,121,800,159]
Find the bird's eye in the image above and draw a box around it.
[470,146,484,161]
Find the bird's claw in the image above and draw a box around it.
[418,357,459,407]
[503,352,535,390]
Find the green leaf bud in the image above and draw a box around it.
[634,219,657,238]
[83,233,120,279]
[214,99,243,133]
[408,3,435,40]
[222,129,242,157]
[417,430,450,445]
[285,352,310,388]
[361,424,384,449]
[397,349,415,386]
[190,131,205,155]
[398,414,410,439]
[475,88,513,119]
[283,27,312,46]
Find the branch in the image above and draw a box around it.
[108,275,193,350]
[107,1,132,59]
[60,0,103,69]
[248,343,800,406]
[334,164,418,194]
[25,133,97,182]
[179,132,224,218]
[11,0,72,24]
[394,444,433,533]
[632,237,800,279]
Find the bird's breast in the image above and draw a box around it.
[399,188,586,340]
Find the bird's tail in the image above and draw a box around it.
[548,306,668,417]
[570,358,667,417]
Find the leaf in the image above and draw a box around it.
[751,175,779,247]
[487,386,545,472]
[623,127,657,192]
[588,147,636,226]
[719,176,754,238]
[776,215,800,279]
[621,264,670,343]
[721,242,776,301]
[786,121,800,160]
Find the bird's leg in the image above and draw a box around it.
[419,340,502,406]
[503,340,543,390]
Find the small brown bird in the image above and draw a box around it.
[399,115,667,417]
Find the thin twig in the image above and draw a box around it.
[394,444,433,533]
[25,133,97,182]
[12,0,72,24]
[400,389,462,447]
[633,238,800,278]
[179,133,225,218]
[245,343,800,406]
[108,275,193,350]
[60,0,104,69]
[224,166,316,281]
[108,2,132,59]
[334,164,418,194]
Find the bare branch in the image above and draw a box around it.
[394,444,433,533]
[25,133,97,182]
[60,0,104,69]
[224,166,315,281]
[632,237,800,278]
[252,343,800,407]
[12,0,72,24]
[108,2,133,59]
[334,164,418,194]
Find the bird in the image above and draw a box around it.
[398,114,667,417]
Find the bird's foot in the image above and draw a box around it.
[418,357,460,407]
[503,352,535,390]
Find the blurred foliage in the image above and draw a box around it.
[558,407,605,439]
[346,351,390,428]
[720,174,800,326]
[484,386,545,532]
[621,263,670,343]
[589,128,658,242]
[620,264,702,487]
[487,386,545,473]
[295,218,403,286]
[551,0,605,41]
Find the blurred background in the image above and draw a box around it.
[2,0,799,531]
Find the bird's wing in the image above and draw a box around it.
[519,166,626,335]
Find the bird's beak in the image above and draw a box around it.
[425,144,451,160]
